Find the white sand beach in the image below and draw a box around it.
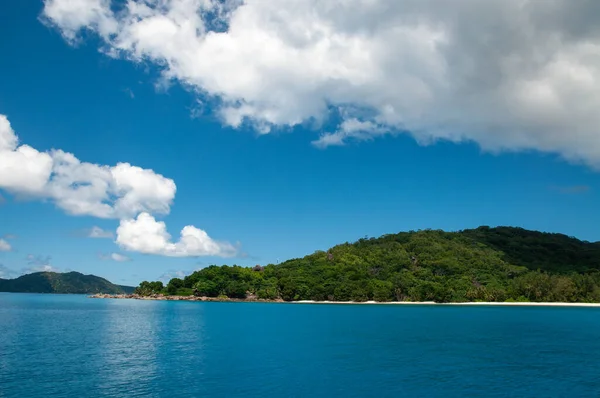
[290,300,600,307]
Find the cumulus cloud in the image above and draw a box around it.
[313,118,388,148]
[87,226,114,238]
[43,0,120,42]
[0,115,236,257]
[99,252,132,262]
[0,115,176,218]
[0,239,11,252]
[42,0,600,167]
[116,212,238,257]
[0,115,53,195]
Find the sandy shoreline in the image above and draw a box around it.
[290,300,600,307]
[89,294,600,307]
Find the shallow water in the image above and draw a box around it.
[1,293,599,397]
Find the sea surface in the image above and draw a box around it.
[1,294,600,397]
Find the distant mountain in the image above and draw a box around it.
[0,271,135,294]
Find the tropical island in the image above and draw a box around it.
[112,226,600,304]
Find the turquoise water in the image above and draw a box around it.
[1,294,600,397]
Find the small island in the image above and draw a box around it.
[97,226,600,305]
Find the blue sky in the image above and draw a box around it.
[1,1,599,286]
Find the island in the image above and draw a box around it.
[99,226,600,304]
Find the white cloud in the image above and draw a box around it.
[42,0,118,42]
[0,115,176,218]
[0,117,175,219]
[88,226,114,239]
[0,239,11,252]
[47,151,176,218]
[43,0,600,168]
[0,115,237,258]
[0,115,18,151]
[116,212,237,257]
[99,252,132,262]
[111,253,131,262]
[313,118,387,148]
[0,115,53,196]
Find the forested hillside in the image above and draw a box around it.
[135,227,600,303]
[0,271,134,294]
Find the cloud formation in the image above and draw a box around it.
[0,115,176,218]
[0,115,236,257]
[42,0,600,167]
[116,212,237,257]
[99,252,132,262]
[0,239,11,252]
[313,119,387,149]
[88,226,114,239]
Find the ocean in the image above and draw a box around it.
[1,293,599,397]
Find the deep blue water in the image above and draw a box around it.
[1,294,600,397]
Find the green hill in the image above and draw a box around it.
[0,271,134,294]
[137,226,600,303]
[461,226,600,273]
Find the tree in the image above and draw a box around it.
[194,280,220,297]
[225,281,248,299]
[167,278,184,295]
[370,280,393,302]
[134,281,164,296]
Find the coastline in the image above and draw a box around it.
[291,300,600,307]
[89,294,600,307]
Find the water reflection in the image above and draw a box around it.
[97,299,209,397]
[95,299,162,397]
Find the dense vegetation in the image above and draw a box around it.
[0,271,134,294]
[135,227,600,303]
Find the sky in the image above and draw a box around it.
[1,0,599,286]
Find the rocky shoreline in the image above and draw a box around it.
[89,293,284,303]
